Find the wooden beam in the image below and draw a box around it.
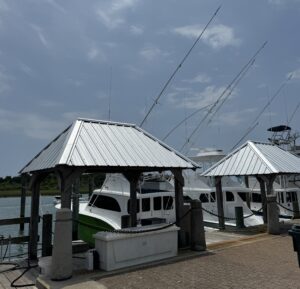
[56,168,84,209]
[0,217,31,226]
[171,169,184,226]
[171,169,187,248]
[124,172,141,227]
[256,176,267,224]
[215,176,225,230]
[244,176,251,208]
[28,172,48,260]
[19,174,27,232]
[88,174,95,198]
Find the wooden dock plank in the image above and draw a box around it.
[0,263,37,289]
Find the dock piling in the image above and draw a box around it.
[191,200,206,251]
[42,214,53,257]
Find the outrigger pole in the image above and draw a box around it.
[139,5,221,127]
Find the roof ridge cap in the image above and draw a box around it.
[58,120,83,165]
[248,141,278,173]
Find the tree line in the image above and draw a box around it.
[0,173,105,192]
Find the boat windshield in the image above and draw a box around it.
[88,194,121,212]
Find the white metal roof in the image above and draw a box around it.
[20,118,198,173]
[202,141,300,177]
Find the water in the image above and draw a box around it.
[0,195,56,260]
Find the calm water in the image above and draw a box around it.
[0,195,57,260]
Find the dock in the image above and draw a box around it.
[1,220,298,289]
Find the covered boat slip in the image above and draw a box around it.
[202,140,300,232]
[19,118,199,278]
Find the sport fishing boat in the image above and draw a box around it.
[183,148,263,226]
[78,173,176,246]
[248,175,300,218]
[245,125,300,219]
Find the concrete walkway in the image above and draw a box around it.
[98,233,300,289]
[32,221,300,289]
[1,221,296,289]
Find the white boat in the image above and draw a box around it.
[77,174,176,246]
[245,125,300,219]
[248,175,300,218]
[183,148,263,227]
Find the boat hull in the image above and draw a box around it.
[78,213,114,247]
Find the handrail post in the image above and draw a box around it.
[42,214,53,257]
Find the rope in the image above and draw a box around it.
[76,208,191,234]
[201,205,264,221]
[276,202,300,213]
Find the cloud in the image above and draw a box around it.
[0,109,63,140]
[0,0,8,12]
[212,108,257,127]
[0,0,9,27]
[167,85,229,109]
[96,0,139,29]
[173,24,241,49]
[183,73,211,84]
[139,45,169,61]
[19,63,35,77]
[0,67,11,94]
[287,68,300,80]
[87,46,106,62]
[0,109,101,140]
[44,0,66,13]
[268,0,300,5]
[125,65,145,79]
[38,100,62,108]
[31,24,50,49]
[130,25,144,35]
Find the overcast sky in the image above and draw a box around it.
[0,0,300,177]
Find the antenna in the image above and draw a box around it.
[139,5,221,127]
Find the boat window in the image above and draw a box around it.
[252,193,262,203]
[88,195,121,212]
[163,196,173,210]
[287,192,297,203]
[281,192,284,203]
[184,195,192,202]
[286,192,291,203]
[127,199,140,214]
[142,198,150,212]
[154,197,162,210]
[237,192,247,202]
[226,191,235,202]
[210,192,216,203]
[199,194,209,203]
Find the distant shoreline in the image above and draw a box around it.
[0,190,59,198]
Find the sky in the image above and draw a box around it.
[0,0,300,177]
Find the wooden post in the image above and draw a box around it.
[235,206,245,228]
[215,176,225,230]
[19,174,27,232]
[244,176,251,208]
[72,178,80,240]
[88,174,94,198]
[256,176,268,224]
[172,169,186,248]
[28,173,46,260]
[42,214,52,257]
[124,172,140,227]
[190,200,206,251]
[57,168,83,209]
[264,174,280,235]
[265,174,277,196]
